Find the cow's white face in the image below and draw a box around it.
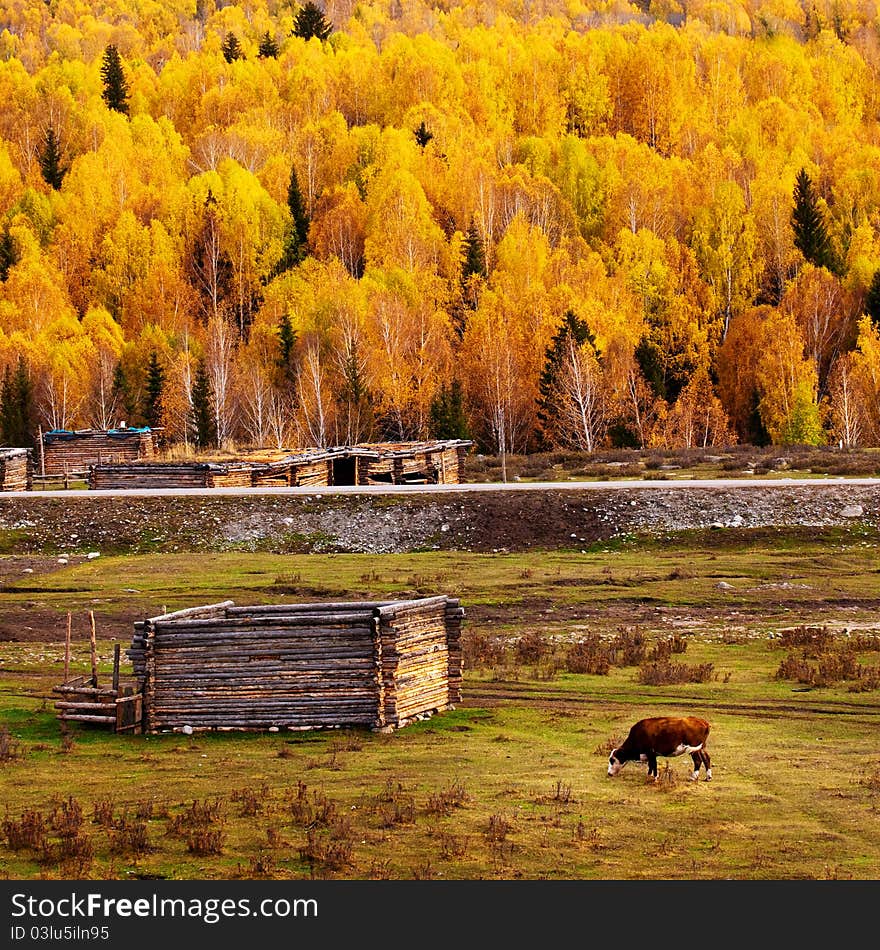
[607,751,624,776]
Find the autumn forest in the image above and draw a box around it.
[2,0,880,456]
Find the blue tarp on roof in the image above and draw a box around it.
[44,428,152,440]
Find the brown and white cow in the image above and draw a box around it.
[607,716,712,781]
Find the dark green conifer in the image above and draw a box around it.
[429,379,469,440]
[38,127,67,190]
[221,32,243,63]
[100,45,130,115]
[142,351,165,428]
[791,168,837,273]
[190,361,216,448]
[292,2,333,41]
[258,31,280,58]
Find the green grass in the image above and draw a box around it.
[2,528,880,880]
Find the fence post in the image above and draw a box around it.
[89,611,98,687]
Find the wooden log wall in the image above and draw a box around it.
[0,449,32,491]
[290,459,332,487]
[90,463,213,489]
[131,597,464,733]
[375,597,461,727]
[206,464,255,488]
[41,430,155,477]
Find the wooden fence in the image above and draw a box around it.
[52,612,142,733]
[128,597,464,733]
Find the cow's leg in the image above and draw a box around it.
[690,751,702,781]
[646,754,658,780]
[701,750,712,780]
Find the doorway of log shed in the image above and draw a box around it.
[331,456,357,485]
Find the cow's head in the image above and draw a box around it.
[607,750,624,776]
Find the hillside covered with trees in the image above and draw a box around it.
[1,0,880,456]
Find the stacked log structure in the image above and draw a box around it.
[128,597,464,733]
[0,448,32,491]
[41,428,156,477]
[89,440,472,490]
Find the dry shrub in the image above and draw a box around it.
[368,858,393,879]
[167,798,224,836]
[412,860,435,879]
[245,851,279,877]
[438,832,470,859]
[860,767,880,793]
[565,636,612,675]
[515,631,549,664]
[377,796,415,827]
[288,784,338,828]
[53,832,94,870]
[484,814,512,843]
[49,796,84,838]
[92,799,115,828]
[3,810,48,852]
[265,826,285,849]
[134,800,156,821]
[424,780,470,817]
[288,782,313,826]
[109,818,151,856]
[655,765,678,790]
[299,824,354,874]
[648,636,688,662]
[463,631,507,668]
[776,649,880,689]
[59,723,76,755]
[552,780,572,803]
[779,626,832,655]
[186,829,224,855]
[638,661,715,685]
[0,725,19,762]
[611,627,647,666]
[231,785,269,817]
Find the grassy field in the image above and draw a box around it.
[2,528,880,881]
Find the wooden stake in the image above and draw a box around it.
[38,425,45,478]
[112,643,120,694]
[64,612,71,684]
[89,611,98,687]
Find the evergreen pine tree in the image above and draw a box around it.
[276,166,310,272]
[100,45,130,115]
[1,357,34,446]
[0,225,16,282]
[38,127,67,190]
[111,362,138,425]
[190,361,216,448]
[461,219,487,283]
[292,1,333,41]
[336,341,374,444]
[0,365,16,445]
[277,314,298,378]
[258,31,280,58]
[791,168,836,273]
[414,121,433,148]
[454,219,487,335]
[221,32,243,63]
[429,379,469,440]
[142,351,165,428]
[864,268,880,329]
[536,310,595,444]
